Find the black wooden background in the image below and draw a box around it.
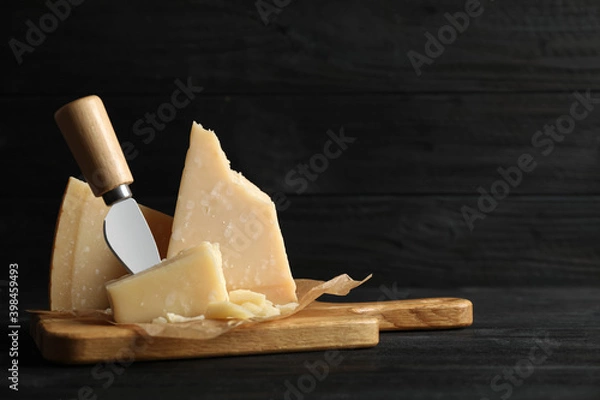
[2,1,600,400]
[4,0,600,294]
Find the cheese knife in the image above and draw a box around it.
[55,95,161,274]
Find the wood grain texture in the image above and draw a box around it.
[54,96,134,196]
[12,287,600,399]
[30,298,471,364]
[3,0,599,396]
[30,314,379,364]
[3,93,600,198]
[5,0,600,94]
[309,298,473,331]
[4,195,600,300]
[277,195,600,287]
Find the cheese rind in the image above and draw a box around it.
[50,177,172,310]
[167,123,297,304]
[106,242,228,323]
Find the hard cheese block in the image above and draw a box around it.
[50,177,172,310]
[167,122,297,304]
[106,242,229,323]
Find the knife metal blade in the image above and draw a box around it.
[55,95,162,274]
[104,197,161,274]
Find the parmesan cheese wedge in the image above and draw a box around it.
[106,242,229,324]
[50,177,172,310]
[167,123,297,304]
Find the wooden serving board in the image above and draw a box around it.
[31,297,472,364]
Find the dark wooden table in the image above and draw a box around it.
[4,1,600,399]
[4,287,598,400]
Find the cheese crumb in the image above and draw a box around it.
[153,290,298,323]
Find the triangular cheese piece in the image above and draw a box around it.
[167,123,297,304]
[50,177,172,310]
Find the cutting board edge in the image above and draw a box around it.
[30,314,381,364]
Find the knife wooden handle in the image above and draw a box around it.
[55,95,133,197]
[307,297,473,331]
